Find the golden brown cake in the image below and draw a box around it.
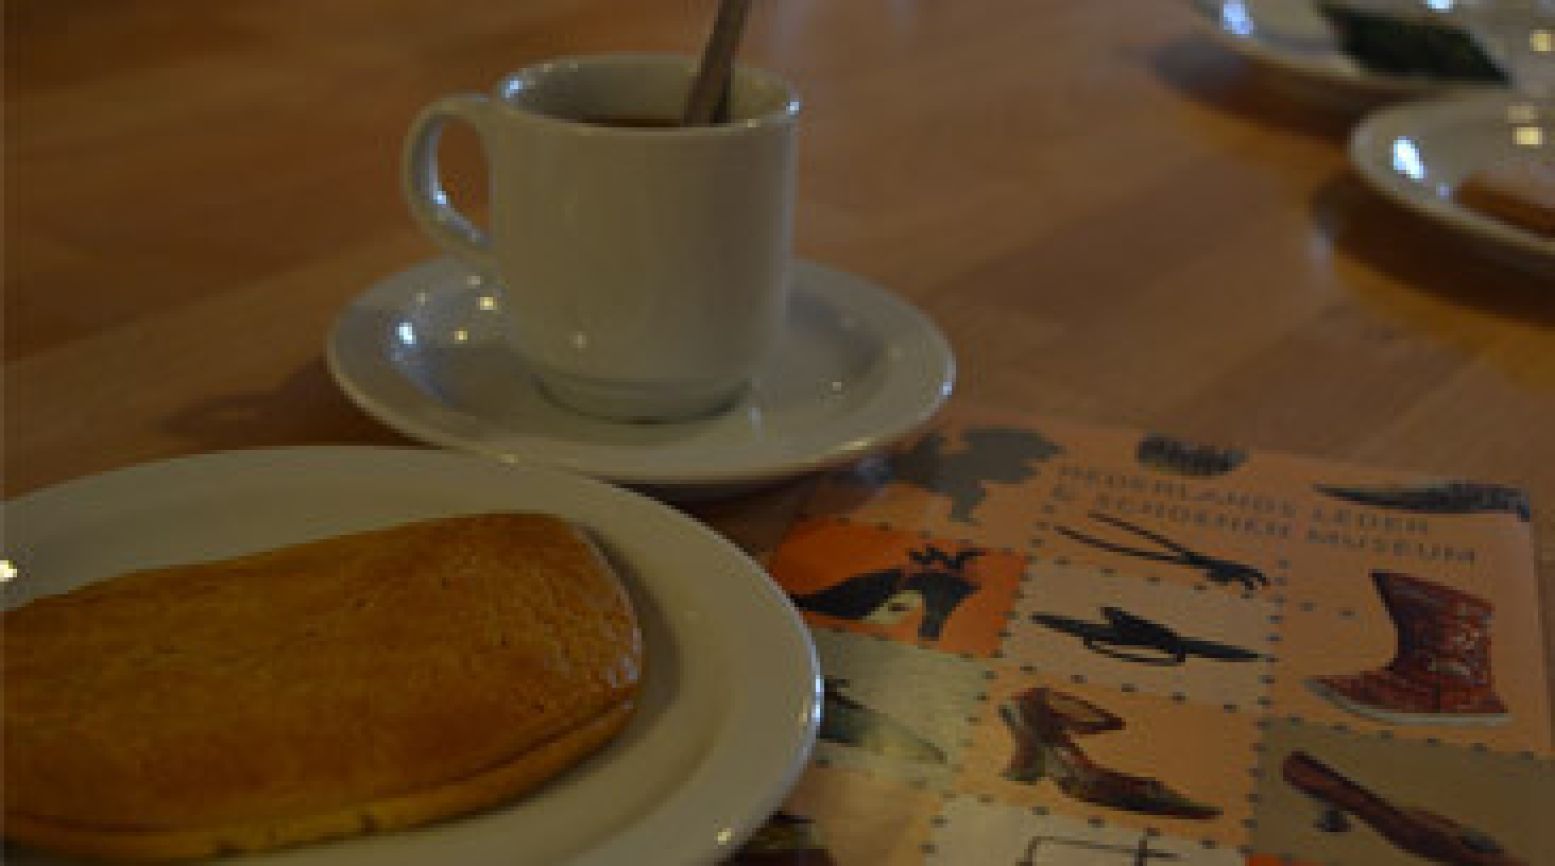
[1455,155,1555,238]
[2,512,642,862]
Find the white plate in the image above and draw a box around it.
[326,258,955,493]
[1189,0,1499,108]
[2,448,821,866]
[1349,93,1555,268]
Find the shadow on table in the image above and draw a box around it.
[1311,172,1555,326]
[1149,34,1361,141]
[163,359,410,452]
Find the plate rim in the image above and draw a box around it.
[325,257,955,488]
[1187,0,1498,99]
[1348,92,1555,261]
[3,446,822,866]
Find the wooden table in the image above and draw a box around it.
[6,0,1553,835]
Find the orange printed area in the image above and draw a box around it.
[955,666,1260,847]
[778,764,941,866]
[769,518,1027,656]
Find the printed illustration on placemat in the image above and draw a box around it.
[795,546,986,643]
[735,813,839,865]
[1271,571,1548,753]
[1053,512,1269,592]
[1000,687,1220,820]
[1003,559,1276,710]
[1305,570,1509,728]
[1282,751,1527,866]
[822,677,947,765]
[801,414,1071,547]
[958,668,1259,846]
[771,518,1025,656]
[1252,719,1553,866]
[756,406,1551,865]
[1313,480,1531,522]
[858,426,1063,524]
[926,794,1245,865]
[808,629,989,786]
[1135,433,1247,478]
[1028,606,1264,668]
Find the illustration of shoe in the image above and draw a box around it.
[1283,751,1526,866]
[999,687,1220,820]
[818,678,946,764]
[1307,571,1509,726]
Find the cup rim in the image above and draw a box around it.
[493,52,801,136]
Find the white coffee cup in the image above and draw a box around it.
[403,54,799,421]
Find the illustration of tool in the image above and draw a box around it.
[1282,751,1526,866]
[1053,512,1268,590]
[1019,831,1179,865]
[1030,606,1265,666]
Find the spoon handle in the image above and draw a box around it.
[684,0,753,125]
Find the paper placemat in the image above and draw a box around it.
[736,405,1552,866]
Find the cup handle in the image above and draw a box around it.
[402,93,498,272]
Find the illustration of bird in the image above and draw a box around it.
[792,545,985,641]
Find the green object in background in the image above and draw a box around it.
[1317,1,1508,81]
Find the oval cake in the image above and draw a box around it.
[2,512,643,861]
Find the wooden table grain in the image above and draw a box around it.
[5,0,1552,770]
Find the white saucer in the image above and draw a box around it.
[1190,0,1500,109]
[1349,94,1555,269]
[326,257,955,491]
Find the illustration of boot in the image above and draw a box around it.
[1307,571,1509,726]
[999,687,1220,820]
[1283,751,1526,866]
